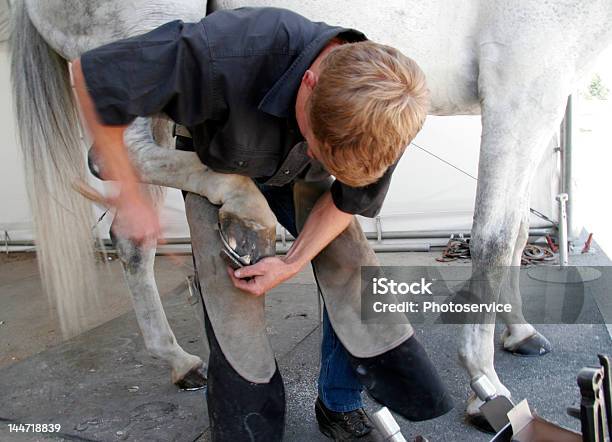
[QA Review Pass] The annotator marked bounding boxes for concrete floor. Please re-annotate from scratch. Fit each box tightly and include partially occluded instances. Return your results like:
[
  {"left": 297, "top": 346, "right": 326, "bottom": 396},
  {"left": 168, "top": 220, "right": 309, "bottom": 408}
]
[
  {"left": 0, "top": 252, "right": 195, "bottom": 369},
  {"left": 0, "top": 249, "right": 611, "bottom": 441}
]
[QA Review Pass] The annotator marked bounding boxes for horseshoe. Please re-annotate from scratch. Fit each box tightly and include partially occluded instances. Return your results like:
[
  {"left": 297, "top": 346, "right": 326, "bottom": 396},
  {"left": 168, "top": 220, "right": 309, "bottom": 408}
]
[{"left": 218, "top": 222, "right": 252, "bottom": 270}]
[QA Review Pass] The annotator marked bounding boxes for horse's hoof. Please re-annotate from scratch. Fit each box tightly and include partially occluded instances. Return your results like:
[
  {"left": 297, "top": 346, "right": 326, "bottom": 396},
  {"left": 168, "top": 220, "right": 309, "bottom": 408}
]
[
  {"left": 465, "top": 414, "right": 496, "bottom": 434},
  {"left": 504, "top": 331, "right": 551, "bottom": 357},
  {"left": 174, "top": 363, "right": 208, "bottom": 391},
  {"left": 218, "top": 211, "right": 276, "bottom": 265}
]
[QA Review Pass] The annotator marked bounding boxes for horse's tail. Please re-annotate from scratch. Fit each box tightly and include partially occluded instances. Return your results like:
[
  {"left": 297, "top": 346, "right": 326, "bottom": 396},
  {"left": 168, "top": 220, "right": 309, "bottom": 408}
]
[{"left": 11, "top": 1, "right": 101, "bottom": 337}]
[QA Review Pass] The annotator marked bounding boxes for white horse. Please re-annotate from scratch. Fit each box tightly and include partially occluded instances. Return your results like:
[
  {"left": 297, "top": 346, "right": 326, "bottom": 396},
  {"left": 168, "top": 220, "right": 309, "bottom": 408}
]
[
  {"left": 11, "top": 0, "right": 612, "bottom": 422},
  {"left": 213, "top": 0, "right": 612, "bottom": 419}
]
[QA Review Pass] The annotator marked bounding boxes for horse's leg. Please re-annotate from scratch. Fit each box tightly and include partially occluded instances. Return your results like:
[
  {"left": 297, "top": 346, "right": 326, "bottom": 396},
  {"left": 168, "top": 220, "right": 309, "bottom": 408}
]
[
  {"left": 92, "top": 118, "right": 277, "bottom": 261},
  {"left": 498, "top": 210, "right": 552, "bottom": 355},
  {"left": 460, "top": 48, "right": 569, "bottom": 417},
  {"left": 113, "top": 231, "right": 208, "bottom": 389},
  {"left": 87, "top": 118, "right": 276, "bottom": 389},
  {"left": 90, "top": 117, "right": 277, "bottom": 254},
  {"left": 103, "top": 117, "right": 275, "bottom": 388},
  {"left": 87, "top": 120, "right": 211, "bottom": 389}
]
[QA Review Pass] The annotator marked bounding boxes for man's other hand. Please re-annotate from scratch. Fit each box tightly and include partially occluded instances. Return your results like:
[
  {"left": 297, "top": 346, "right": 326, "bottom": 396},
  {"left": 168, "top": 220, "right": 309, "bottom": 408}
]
[{"left": 227, "top": 257, "right": 299, "bottom": 296}]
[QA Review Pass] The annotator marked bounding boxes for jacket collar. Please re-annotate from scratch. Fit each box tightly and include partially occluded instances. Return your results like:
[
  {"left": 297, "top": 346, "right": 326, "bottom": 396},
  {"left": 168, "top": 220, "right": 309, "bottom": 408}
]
[{"left": 258, "top": 27, "right": 366, "bottom": 118}]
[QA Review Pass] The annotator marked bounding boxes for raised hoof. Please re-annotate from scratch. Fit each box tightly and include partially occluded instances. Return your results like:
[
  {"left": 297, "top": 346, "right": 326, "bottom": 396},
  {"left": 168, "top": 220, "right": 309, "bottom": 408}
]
[
  {"left": 174, "top": 364, "right": 208, "bottom": 391},
  {"left": 465, "top": 414, "right": 496, "bottom": 434},
  {"left": 504, "top": 331, "right": 552, "bottom": 357},
  {"left": 218, "top": 211, "right": 276, "bottom": 265}
]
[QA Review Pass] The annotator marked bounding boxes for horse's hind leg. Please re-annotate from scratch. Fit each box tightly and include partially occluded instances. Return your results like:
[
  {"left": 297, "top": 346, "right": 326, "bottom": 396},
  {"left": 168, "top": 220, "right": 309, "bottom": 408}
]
[
  {"left": 113, "top": 232, "right": 208, "bottom": 390},
  {"left": 120, "top": 118, "right": 277, "bottom": 263}
]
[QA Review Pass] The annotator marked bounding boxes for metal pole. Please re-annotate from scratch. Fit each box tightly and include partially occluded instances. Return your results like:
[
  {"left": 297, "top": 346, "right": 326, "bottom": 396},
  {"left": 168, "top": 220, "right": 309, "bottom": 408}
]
[
  {"left": 375, "top": 216, "right": 383, "bottom": 242},
  {"left": 561, "top": 95, "right": 574, "bottom": 240},
  {"left": 557, "top": 193, "right": 569, "bottom": 266},
  {"left": 2, "top": 228, "right": 556, "bottom": 251}
]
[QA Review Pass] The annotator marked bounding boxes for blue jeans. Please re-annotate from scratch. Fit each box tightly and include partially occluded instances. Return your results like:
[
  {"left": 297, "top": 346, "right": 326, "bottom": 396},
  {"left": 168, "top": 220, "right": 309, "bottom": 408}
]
[{"left": 257, "top": 182, "right": 364, "bottom": 412}]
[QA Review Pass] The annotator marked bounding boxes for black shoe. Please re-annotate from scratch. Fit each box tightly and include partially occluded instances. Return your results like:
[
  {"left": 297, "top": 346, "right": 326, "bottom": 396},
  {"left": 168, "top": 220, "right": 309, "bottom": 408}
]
[{"left": 315, "top": 397, "right": 382, "bottom": 441}]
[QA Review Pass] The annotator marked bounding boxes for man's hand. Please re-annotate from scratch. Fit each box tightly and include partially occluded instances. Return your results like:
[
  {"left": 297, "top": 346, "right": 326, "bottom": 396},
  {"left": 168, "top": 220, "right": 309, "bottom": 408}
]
[
  {"left": 73, "top": 58, "right": 159, "bottom": 244},
  {"left": 112, "top": 193, "right": 161, "bottom": 244},
  {"left": 227, "top": 191, "right": 352, "bottom": 297},
  {"left": 227, "top": 257, "right": 299, "bottom": 296}
]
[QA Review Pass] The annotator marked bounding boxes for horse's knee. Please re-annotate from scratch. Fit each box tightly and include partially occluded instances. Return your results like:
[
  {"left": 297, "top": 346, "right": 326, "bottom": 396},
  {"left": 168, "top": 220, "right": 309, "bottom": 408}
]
[
  {"left": 471, "top": 215, "right": 523, "bottom": 267},
  {"left": 112, "top": 235, "right": 139, "bottom": 267},
  {"left": 471, "top": 236, "right": 510, "bottom": 267}
]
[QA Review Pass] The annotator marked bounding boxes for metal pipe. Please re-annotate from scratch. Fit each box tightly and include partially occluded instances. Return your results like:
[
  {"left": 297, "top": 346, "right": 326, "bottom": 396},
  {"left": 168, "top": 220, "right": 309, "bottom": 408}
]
[
  {"left": 556, "top": 193, "right": 569, "bottom": 266},
  {"left": 366, "top": 228, "right": 553, "bottom": 240},
  {"left": 0, "top": 227, "right": 555, "bottom": 249},
  {"left": 277, "top": 227, "right": 553, "bottom": 242},
  {"left": 277, "top": 241, "right": 431, "bottom": 254},
  {"left": 91, "top": 241, "right": 432, "bottom": 256},
  {"left": 150, "top": 235, "right": 558, "bottom": 255},
  {"left": 561, "top": 95, "right": 574, "bottom": 240}
]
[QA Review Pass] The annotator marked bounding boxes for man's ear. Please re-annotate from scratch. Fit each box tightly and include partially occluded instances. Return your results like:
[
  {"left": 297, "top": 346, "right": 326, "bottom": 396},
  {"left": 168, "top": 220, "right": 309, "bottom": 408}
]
[{"left": 302, "top": 70, "right": 318, "bottom": 90}]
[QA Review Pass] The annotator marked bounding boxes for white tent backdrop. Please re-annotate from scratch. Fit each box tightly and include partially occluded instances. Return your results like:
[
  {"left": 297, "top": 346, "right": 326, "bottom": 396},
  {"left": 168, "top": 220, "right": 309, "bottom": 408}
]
[
  {"left": 0, "top": 39, "right": 559, "bottom": 243},
  {"left": 0, "top": 42, "right": 33, "bottom": 242}
]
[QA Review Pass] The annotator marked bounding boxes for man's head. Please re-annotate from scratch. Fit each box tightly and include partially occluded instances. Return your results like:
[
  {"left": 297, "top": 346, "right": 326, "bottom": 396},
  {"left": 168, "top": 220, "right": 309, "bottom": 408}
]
[{"left": 295, "top": 40, "right": 429, "bottom": 187}]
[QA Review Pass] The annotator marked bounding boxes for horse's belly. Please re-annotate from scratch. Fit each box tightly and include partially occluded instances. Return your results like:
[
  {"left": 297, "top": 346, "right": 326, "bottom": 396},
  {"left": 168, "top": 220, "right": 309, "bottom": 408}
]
[
  {"left": 213, "top": 0, "right": 482, "bottom": 115},
  {"left": 29, "top": 0, "right": 483, "bottom": 115}
]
